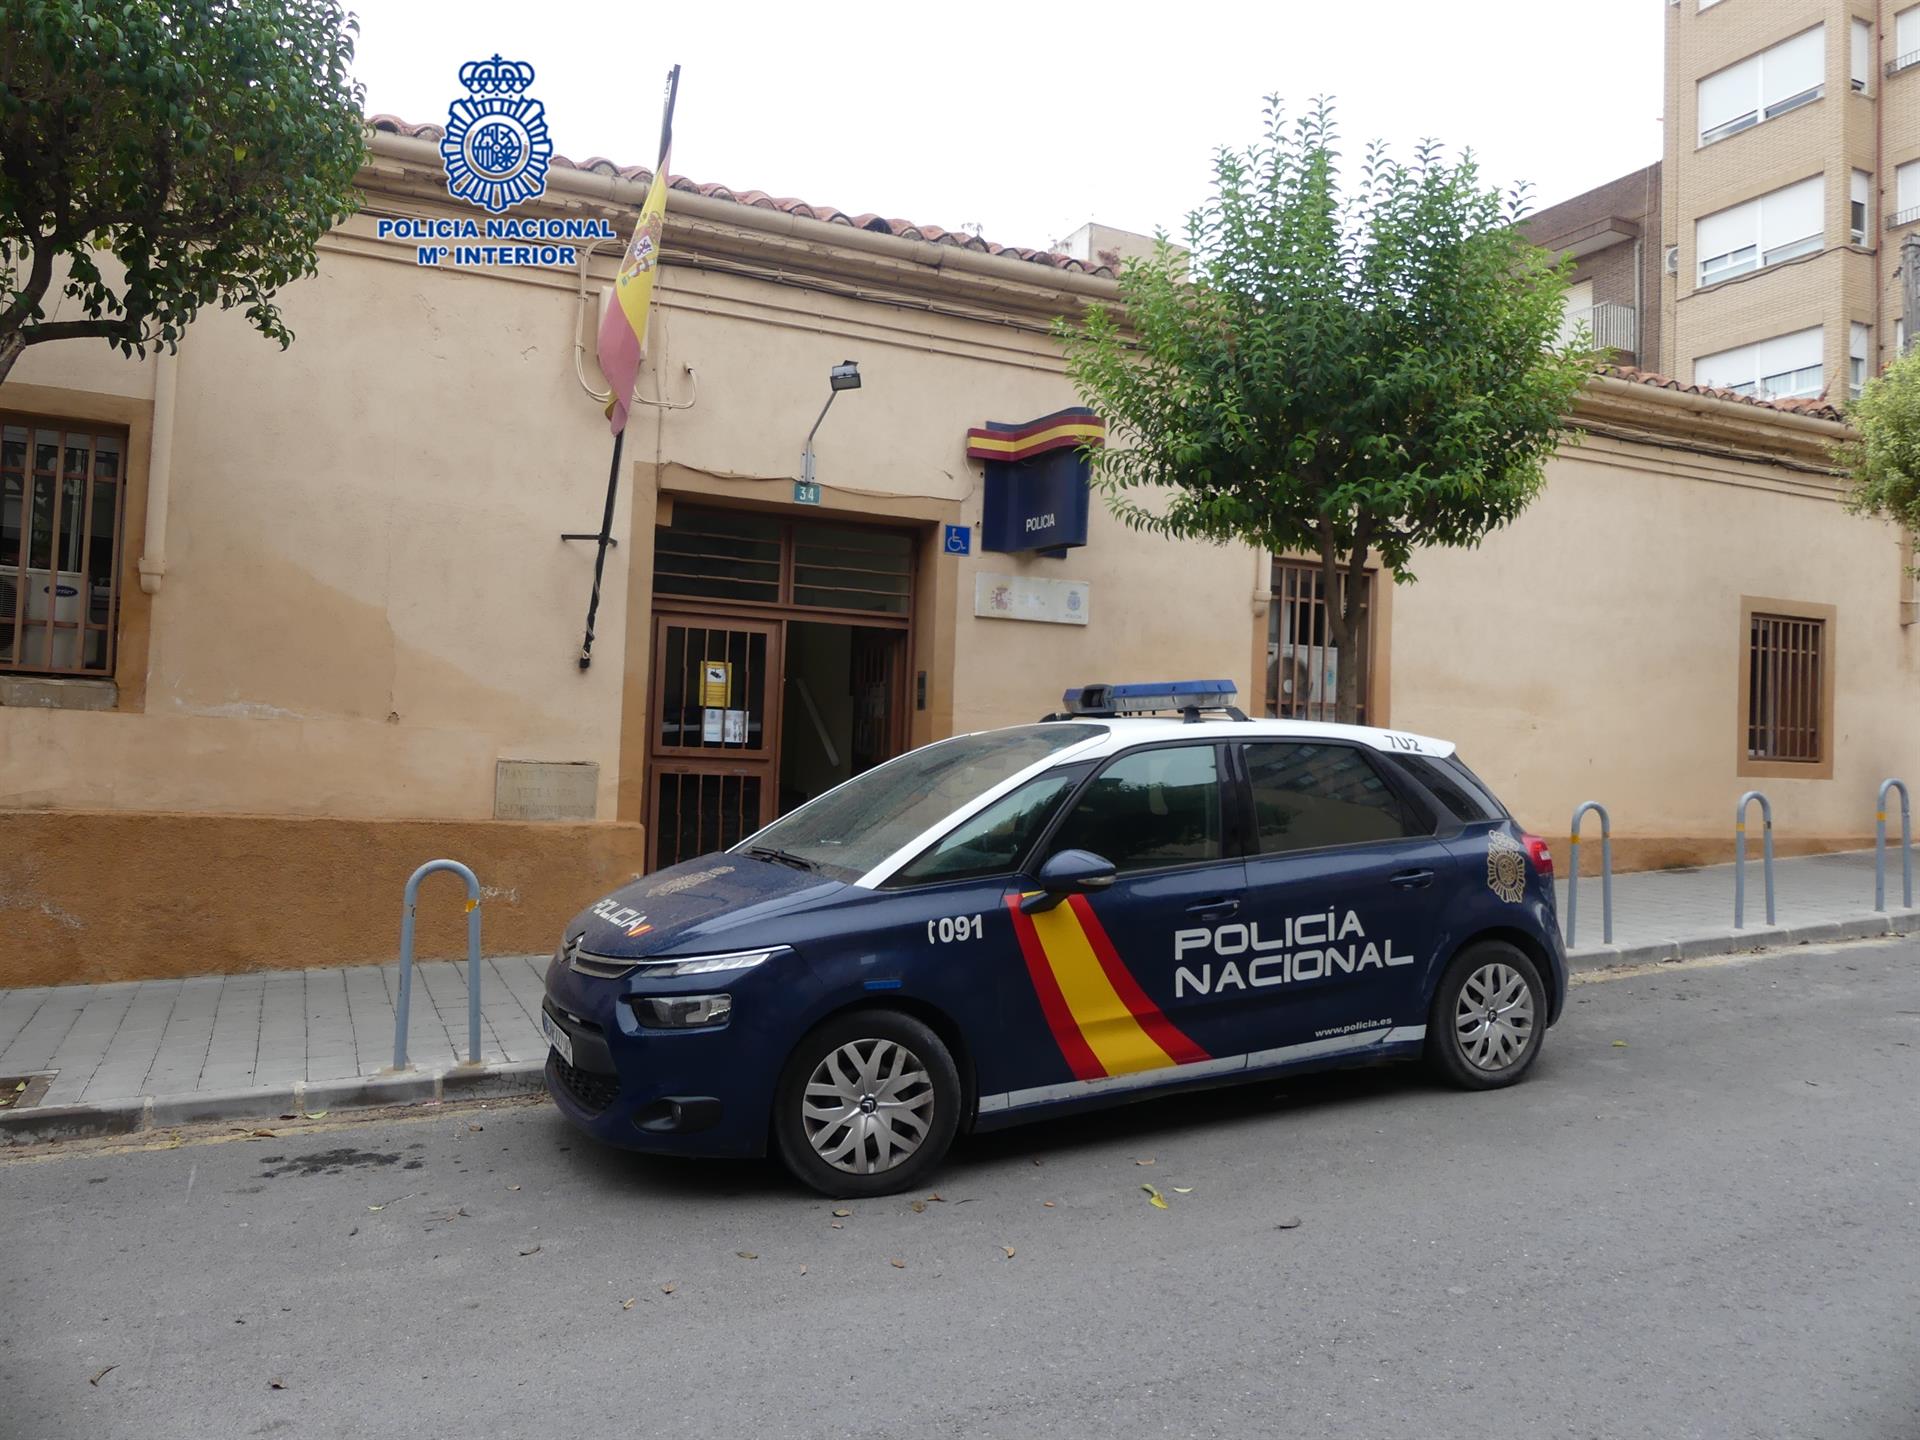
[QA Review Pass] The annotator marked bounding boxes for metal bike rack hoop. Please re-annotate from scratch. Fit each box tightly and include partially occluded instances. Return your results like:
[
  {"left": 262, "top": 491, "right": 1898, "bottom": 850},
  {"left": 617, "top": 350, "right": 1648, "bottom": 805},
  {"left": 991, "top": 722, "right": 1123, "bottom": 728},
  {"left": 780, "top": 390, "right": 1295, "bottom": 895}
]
[
  {"left": 1733, "top": 791, "right": 1774, "bottom": 930},
  {"left": 1876, "top": 778, "right": 1912, "bottom": 913},
  {"left": 1567, "top": 801, "right": 1613, "bottom": 946},
  {"left": 393, "top": 859, "right": 483, "bottom": 1071}
]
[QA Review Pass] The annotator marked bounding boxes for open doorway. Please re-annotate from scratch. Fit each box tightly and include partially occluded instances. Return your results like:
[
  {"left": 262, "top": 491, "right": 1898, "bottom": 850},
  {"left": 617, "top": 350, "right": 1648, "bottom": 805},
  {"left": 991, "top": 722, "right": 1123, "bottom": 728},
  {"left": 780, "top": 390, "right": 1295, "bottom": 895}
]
[{"left": 779, "top": 622, "right": 903, "bottom": 814}]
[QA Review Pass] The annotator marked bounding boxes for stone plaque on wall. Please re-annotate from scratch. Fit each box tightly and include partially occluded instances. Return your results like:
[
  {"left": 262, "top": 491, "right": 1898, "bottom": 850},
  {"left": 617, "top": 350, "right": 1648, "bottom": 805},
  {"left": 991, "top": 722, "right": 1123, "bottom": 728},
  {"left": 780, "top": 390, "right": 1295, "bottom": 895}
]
[{"left": 494, "top": 760, "right": 599, "bottom": 821}]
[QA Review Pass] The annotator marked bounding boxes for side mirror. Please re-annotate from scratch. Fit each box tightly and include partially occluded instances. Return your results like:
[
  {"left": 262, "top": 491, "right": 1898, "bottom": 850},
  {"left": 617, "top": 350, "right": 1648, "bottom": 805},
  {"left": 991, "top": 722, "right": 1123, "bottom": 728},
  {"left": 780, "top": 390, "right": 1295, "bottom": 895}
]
[{"left": 1019, "top": 849, "right": 1117, "bottom": 914}]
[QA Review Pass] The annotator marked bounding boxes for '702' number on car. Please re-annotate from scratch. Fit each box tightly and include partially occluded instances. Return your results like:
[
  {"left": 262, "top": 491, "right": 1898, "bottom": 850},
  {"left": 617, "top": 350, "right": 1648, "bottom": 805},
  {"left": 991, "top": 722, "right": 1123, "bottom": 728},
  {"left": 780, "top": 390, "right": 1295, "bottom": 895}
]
[{"left": 927, "top": 914, "right": 984, "bottom": 945}]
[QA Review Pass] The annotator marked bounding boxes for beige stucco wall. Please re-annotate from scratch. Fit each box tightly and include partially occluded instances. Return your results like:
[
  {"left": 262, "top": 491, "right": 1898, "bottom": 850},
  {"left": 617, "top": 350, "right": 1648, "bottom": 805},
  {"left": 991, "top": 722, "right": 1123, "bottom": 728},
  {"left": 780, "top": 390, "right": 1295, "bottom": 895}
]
[
  {"left": 1388, "top": 421, "right": 1915, "bottom": 847},
  {"left": 2, "top": 224, "right": 637, "bottom": 821}
]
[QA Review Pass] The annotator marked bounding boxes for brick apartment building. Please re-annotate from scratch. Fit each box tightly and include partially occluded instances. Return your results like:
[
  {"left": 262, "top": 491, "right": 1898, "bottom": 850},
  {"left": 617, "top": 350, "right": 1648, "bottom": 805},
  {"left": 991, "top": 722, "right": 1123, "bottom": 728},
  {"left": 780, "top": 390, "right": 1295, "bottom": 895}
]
[
  {"left": 1541, "top": 2, "right": 1920, "bottom": 404},
  {"left": 1522, "top": 163, "right": 1662, "bottom": 370}
]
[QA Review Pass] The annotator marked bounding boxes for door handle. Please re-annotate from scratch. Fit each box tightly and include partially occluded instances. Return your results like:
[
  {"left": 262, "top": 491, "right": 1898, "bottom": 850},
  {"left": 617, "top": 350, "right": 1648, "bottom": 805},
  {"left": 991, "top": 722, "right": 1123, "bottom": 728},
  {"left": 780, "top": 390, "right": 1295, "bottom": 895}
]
[
  {"left": 1390, "top": 869, "right": 1435, "bottom": 890},
  {"left": 1186, "top": 897, "right": 1240, "bottom": 920}
]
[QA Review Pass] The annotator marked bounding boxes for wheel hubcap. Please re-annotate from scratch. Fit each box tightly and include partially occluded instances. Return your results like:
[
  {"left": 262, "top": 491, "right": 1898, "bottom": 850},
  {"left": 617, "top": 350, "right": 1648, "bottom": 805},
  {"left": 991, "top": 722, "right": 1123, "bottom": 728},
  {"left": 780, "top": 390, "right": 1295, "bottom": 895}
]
[
  {"left": 802, "top": 1038, "right": 935, "bottom": 1174},
  {"left": 1454, "top": 962, "right": 1535, "bottom": 1071}
]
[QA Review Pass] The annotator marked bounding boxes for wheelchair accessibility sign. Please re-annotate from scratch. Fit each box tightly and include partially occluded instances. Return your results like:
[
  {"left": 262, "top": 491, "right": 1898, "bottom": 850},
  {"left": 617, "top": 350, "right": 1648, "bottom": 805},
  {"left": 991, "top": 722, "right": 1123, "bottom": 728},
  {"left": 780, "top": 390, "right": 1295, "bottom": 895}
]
[{"left": 943, "top": 525, "right": 971, "bottom": 556}]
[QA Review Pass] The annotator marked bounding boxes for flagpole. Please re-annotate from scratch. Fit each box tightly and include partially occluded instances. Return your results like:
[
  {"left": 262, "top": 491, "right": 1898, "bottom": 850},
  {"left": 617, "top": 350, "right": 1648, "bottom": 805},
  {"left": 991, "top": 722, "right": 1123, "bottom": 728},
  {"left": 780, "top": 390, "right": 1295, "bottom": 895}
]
[{"left": 578, "top": 63, "right": 680, "bottom": 671}]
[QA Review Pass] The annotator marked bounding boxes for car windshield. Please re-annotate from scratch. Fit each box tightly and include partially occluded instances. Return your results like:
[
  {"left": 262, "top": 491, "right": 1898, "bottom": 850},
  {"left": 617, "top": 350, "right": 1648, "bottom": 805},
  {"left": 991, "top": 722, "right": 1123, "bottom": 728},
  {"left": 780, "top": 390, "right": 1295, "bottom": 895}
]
[{"left": 738, "top": 725, "right": 1100, "bottom": 883}]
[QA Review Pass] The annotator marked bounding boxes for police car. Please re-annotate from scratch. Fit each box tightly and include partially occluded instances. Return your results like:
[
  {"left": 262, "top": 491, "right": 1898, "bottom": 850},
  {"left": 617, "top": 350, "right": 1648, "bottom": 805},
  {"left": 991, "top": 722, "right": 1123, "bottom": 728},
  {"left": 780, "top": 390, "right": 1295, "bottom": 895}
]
[{"left": 541, "top": 680, "right": 1565, "bottom": 1197}]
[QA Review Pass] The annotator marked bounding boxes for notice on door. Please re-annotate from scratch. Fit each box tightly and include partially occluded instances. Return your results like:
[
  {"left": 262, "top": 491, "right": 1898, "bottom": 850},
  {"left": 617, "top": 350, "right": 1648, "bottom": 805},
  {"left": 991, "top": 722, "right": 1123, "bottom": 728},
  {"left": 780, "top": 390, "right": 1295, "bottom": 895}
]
[
  {"left": 723, "top": 709, "right": 747, "bottom": 744},
  {"left": 700, "top": 661, "right": 732, "bottom": 707},
  {"left": 702, "top": 709, "right": 724, "bottom": 743}
]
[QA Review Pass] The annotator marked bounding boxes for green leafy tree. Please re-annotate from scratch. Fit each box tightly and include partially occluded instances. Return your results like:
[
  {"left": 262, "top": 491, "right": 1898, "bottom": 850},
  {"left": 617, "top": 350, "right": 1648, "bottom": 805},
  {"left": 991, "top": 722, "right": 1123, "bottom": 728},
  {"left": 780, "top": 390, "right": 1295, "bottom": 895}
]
[
  {"left": 0, "top": 0, "right": 366, "bottom": 385},
  {"left": 1058, "top": 98, "right": 1591, "bottom": 723},
  {"left": 1837, "top": 346, "right": 1920, "bottom": 554}
]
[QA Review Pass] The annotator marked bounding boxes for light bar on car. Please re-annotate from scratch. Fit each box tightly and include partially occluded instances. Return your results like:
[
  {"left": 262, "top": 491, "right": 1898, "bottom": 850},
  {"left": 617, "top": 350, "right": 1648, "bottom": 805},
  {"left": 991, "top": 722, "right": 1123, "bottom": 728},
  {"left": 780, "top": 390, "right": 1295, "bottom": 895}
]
[{"left": 1062, "top": 679, "right": 1239, "bottom": 716}]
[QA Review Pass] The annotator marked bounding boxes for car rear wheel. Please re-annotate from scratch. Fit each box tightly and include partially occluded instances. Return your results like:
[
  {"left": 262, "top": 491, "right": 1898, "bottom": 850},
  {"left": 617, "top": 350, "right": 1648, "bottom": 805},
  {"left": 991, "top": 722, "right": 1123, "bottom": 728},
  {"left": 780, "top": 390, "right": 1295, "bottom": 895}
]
[
  {"left": 1426, "top": 941, "right": 1546, "bottom": 1090},
  {"left": 772, "top": 1009, "right": 962, "bottom": 1198}
]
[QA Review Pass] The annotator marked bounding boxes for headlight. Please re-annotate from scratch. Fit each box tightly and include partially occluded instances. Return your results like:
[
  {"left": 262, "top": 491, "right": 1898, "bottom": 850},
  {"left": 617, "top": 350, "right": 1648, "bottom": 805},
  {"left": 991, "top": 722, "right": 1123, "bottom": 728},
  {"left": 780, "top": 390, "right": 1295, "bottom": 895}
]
[
  {"left": 634, "top": 946, "right": 789, "bottom": 978},
  {"left": 630, "top": 994, "right": 733, "bottom": 1028}
]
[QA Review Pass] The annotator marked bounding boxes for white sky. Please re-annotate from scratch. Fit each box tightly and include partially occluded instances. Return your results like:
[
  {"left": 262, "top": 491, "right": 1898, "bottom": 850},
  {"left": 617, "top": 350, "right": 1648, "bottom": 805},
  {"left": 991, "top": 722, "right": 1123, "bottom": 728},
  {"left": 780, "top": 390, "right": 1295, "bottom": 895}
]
[{"left": 348, "top": 0, "right": 1664, "bottom": 252}]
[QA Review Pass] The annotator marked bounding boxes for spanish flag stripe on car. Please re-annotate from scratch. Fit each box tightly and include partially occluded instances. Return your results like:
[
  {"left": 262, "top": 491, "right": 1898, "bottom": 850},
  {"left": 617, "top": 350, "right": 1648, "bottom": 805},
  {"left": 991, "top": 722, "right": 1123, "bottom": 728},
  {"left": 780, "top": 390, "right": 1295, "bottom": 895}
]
[
  {"left": 1004, "top": 894, "right": 1210, "bottom": 1080},
  {"left": 1067, "top": 894, "right": 1211, "bottom": 1066}
]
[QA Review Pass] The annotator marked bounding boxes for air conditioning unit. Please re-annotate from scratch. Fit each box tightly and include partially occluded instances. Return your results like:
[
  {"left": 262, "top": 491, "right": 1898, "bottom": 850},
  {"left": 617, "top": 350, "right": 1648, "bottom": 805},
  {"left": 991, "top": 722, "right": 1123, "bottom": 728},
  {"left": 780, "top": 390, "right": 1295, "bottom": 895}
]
[
  {"left": 0, "top": 566, "right": 85, "bottom": 668},
  {"left": 1665, "top": 245, "right": 1680, "bottom": 275}
]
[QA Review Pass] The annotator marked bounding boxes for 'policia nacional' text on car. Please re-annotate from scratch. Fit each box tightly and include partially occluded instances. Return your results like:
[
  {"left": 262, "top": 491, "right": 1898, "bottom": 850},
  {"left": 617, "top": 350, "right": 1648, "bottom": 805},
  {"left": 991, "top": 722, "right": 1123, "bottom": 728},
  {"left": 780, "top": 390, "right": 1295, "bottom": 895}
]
[{"left": 541, "top": 680, "right": 1566, "bottom": 1196}]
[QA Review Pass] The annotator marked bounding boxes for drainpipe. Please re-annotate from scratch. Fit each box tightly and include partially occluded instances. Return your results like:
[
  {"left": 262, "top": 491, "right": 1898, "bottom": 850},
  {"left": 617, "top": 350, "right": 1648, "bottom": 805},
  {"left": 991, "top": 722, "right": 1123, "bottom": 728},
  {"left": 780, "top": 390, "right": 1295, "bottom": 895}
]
[{"left": 137, "top": 347, "right": 177, "bottom": 595}]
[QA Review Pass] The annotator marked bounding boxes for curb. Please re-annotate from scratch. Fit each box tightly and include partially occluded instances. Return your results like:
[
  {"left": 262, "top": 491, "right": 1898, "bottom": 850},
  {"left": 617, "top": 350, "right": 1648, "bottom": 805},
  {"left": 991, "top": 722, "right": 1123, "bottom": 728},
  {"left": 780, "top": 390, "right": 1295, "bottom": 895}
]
[
  {"left": 0, "top": 1058, "right": 548, "bottom": 1148},
  {"left": 1568, "top": 909, "right": 1920, "bottom": 972}
]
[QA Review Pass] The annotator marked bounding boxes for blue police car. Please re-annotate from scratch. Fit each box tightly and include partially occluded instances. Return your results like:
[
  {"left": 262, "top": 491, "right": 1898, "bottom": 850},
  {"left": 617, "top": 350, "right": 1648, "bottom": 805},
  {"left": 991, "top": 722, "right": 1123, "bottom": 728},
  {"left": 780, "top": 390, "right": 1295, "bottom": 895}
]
[{"left": 541, "top": 680, "right": 1565, "bottom": 1197}]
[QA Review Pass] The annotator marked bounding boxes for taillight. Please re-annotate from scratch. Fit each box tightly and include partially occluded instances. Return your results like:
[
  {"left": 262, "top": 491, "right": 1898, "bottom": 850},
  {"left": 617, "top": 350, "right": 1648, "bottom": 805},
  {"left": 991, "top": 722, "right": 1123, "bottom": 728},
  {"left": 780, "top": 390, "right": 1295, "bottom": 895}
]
[{"left": 1521, "top": 832, "right": 1554, "bottom": 879}]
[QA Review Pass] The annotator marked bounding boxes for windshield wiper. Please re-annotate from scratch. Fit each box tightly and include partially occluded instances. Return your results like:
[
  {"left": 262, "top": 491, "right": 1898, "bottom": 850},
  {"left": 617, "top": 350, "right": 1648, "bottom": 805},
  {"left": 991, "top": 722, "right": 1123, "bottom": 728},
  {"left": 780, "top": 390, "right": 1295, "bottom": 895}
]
[{"left": 746, "top": 846, "right": 818, "bottom": 873}]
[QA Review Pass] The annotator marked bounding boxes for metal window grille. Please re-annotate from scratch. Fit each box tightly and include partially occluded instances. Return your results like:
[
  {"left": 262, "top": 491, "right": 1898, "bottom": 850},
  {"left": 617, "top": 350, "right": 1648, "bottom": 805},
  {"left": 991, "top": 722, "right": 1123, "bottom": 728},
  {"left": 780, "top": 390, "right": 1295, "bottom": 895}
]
[
  {"left": 0, "top": 415, "right": 127, "bottom": 678},
  {"left": 1266, "top": 561, "right": 1371, "bottom": 724},
  {"left": 654, "top": 505, "right": 912, "bottom": 617},
  {"left": 1747, "top": 613, "right": 1824, "bottom": 762}
]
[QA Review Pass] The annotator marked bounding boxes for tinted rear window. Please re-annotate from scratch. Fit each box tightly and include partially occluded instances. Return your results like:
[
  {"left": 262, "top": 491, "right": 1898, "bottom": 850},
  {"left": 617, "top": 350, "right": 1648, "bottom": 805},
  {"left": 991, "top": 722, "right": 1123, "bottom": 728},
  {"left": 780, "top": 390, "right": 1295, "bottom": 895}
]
[{"left": 1397, "top": 754, "right": 1506, "bottom": 824}]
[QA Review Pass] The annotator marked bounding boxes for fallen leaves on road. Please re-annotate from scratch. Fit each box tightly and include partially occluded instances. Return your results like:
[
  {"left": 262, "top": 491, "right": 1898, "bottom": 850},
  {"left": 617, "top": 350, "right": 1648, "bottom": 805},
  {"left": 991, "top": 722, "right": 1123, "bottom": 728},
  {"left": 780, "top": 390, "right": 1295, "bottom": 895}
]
[
  {"left": 517, "top": 1245, "right": 541, "bottom": 1257},
  {"left": 1001, "top": 1246, "right": 1016, "bottom": 1259},
  {"left": 1173, "top": 1187, "right": 1194, "bottom": 1195},
  {"left": 468, "top": 1123, "right": 484, "bottom": 1132},
  {"left": 305, "top": 1111, "right": 328, "bottom": 1120},
  {"left": 799, "top": 1264, "right": 808, "bottom": 1276},
  {"left": 909, "top": 1200, "right": 926, "bottom": 1213},
  {"left": 88, "top": 1366, "right": 116, "bottom": 1387},
  {"left": 268, "top": 1380, "right": 286, "bottom": 1391},
  {"left": 925, "top": 1193, "right": 945, "bottom": 1203},
  {"left": 1141, "top": 1184, "right": 1169, "bottom": 1210},
  {"left": 889, "top": 1258, "right": 906, "bottom": 1269},
  {"left": 830, "top": 1222, "right": 843, "bottom": 1230},
  {"left": 661, "top": 1282, "right": 678, "bottom": 1295},
  {"left": 1135, "top": 1157, "right": 1155, "bottom": 1166},
  {"left": 1612, "top": 1040, "right": 1628, "bottom": 1048},
  {"left": 832, "top": 1208, "right": 851, "bottom": 1218},
  {"left": 735, "top": 1251, "right": 758, "bottom": 1261},
  {"left": 1274, "top": 1216, "right": 1303, "bottom": 1230},
  {"left": 248, "top": 1129, "right": 275, "bottom": 1140},
  {"left": 1042, "top": 1201, "right": 1055, "bottom": 1208},
  {"left": 506, "top": 1184, "right": 521, "bottom": 1192},
  {"left": 621, "top": 1298, "right": 636, "bottom": 1311}
]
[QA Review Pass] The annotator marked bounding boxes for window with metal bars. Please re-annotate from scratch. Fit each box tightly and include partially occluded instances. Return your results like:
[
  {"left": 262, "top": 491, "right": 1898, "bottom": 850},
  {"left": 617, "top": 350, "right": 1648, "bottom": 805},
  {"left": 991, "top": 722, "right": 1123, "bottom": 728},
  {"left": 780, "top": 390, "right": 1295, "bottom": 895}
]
[
  {"left": 654, "top": 505, "right": 912, "bottom": 616},
  {"left": 1746, "top": 612, "right": 1825, "bottom": 762},
  {"left": 1, "top": 415, "right": 127, "bottom": 678},
  {"left": 1265, "top": 560, "right": 1371, "bottom": 723}
]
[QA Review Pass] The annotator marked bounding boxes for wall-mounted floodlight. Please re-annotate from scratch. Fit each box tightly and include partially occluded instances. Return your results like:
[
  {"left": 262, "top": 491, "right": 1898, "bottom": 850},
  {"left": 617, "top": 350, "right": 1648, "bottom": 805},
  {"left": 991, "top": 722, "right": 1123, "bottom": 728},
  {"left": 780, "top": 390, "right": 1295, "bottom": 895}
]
[{"left": 803, "top": 360, "right": 863, "bottom": 488}]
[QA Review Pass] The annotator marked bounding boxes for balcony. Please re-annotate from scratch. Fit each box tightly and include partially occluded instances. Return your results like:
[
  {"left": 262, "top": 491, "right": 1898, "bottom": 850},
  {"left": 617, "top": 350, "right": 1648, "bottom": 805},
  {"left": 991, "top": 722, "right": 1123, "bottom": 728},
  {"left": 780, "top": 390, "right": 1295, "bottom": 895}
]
[{"left": 1560, "top": 301, "right": 1638, "bottom": 360}]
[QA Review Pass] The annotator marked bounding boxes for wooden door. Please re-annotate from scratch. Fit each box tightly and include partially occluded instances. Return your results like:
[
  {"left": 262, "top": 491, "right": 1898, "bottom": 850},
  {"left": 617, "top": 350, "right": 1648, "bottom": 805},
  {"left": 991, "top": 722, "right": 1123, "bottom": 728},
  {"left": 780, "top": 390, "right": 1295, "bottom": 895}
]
[{"left": 649, "top": 614, "right": 782, "bottom": 870}]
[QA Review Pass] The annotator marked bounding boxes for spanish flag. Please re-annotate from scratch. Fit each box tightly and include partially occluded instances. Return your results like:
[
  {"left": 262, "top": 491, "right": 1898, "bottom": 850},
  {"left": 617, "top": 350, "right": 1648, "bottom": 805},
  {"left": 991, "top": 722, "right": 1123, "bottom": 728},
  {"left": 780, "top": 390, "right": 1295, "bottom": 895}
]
[{"left": 597, "top": 69, "right": 679, "bottom": 436}]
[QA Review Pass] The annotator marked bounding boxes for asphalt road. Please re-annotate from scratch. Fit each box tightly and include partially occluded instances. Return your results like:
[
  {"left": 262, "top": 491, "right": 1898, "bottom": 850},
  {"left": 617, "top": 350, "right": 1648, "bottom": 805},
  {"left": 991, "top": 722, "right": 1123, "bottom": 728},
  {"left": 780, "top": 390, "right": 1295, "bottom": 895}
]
[{"left": 4, "top": 939, "right": 1919, "bottom": 1440}]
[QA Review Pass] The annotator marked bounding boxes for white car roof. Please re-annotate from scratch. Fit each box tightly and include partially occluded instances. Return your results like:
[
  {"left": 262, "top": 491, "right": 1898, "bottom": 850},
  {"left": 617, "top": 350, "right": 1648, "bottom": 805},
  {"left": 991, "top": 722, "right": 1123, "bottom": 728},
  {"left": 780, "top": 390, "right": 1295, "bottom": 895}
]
[{"left": 1044, "top": 715, "right": 1457, "bottom": 759}]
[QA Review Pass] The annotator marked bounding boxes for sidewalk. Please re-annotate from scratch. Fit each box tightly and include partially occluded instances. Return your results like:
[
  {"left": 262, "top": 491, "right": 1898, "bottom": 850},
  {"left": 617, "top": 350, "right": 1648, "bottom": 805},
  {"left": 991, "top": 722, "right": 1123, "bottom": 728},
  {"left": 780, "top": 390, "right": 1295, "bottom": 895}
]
[
  {"left": 0, "top": 954, "right": 550, "bottom": 1144},
  {"left": 1553, "top": 846, "right": 1919, "bottom": 962},
  {"left": 3, "top": 848, "right": 1915, "bottom": 1145}
]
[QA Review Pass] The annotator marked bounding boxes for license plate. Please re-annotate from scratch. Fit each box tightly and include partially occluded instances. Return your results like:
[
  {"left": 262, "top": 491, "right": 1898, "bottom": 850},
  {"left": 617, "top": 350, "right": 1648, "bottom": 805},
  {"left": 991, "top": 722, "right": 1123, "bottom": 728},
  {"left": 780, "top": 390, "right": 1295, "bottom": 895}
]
[{"left": 541, "top": 1011, "right": 575, "bottom": 1067}]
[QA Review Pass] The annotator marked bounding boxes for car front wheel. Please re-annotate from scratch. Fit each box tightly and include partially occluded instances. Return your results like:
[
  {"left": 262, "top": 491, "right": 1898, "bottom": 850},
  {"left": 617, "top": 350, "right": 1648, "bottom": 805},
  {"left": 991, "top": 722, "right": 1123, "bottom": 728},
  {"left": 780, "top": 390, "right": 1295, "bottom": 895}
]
[
  {"left": 772, "top": 1009, "right": 962, "bottom": 1198},
  {"left": 1426, "top": 941, "right": 1546, "bottom": 1089}
]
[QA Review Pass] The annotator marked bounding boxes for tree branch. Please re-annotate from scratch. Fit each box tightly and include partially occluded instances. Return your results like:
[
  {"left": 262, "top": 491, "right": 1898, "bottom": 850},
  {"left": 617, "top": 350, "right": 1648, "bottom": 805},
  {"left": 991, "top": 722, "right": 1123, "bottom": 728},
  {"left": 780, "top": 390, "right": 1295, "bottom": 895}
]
[{"left": 20, "top": 315, "right": 147, "bottom": 348}]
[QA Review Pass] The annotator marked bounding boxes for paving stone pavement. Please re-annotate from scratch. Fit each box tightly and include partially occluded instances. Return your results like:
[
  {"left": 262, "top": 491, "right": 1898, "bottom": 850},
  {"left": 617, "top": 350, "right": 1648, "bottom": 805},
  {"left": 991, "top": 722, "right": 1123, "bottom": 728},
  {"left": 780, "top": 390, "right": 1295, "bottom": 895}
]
[
  {"left": 1555, "top": 845, "right": 1916, "bottom": 954},
  {"left": 1, "top": 847, "right": 1914, "bottom": 1118},
  {"left": 0, "top": 955, "right": 549, "bottom": 1110}
]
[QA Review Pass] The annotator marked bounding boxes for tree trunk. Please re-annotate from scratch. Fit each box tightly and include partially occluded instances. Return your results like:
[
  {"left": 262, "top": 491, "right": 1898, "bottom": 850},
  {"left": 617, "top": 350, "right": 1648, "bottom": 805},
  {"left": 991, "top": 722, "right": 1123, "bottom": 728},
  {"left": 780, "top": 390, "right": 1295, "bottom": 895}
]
[{"left": 1318, "top": 529, "right": 1372, "bottom": 727}]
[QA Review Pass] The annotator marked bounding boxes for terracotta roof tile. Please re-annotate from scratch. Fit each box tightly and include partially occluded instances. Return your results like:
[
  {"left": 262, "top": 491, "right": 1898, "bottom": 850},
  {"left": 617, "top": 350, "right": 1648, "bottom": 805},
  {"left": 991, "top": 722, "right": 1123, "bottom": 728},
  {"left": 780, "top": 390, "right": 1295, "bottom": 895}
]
[
  {"left": 366, "top": 115, "right": 1114, "bottom": 278},
  {"left": 1600, "top": 364, "right": 1847, "bottom": 424}
]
